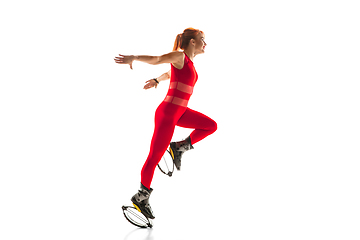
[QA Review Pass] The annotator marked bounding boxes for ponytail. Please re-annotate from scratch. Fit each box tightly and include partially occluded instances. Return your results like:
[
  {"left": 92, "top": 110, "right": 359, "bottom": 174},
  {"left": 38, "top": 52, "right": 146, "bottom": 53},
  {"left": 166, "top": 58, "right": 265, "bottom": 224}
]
[
  {"left": 173, "top": 28, "right": 203, "bottom": 51},
  {"left": 173, "top": 33, "right": 183, "bottom": 51}
]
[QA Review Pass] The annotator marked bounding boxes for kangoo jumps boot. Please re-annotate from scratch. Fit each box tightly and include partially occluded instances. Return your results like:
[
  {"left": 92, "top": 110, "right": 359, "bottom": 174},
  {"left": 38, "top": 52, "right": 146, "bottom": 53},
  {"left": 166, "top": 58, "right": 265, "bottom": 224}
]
[
  {"left": 169, "top": 136, "right": 194, "bottom": 171},
  {"left": 131, "top": 183, "right": 155, "bottom": 219}
]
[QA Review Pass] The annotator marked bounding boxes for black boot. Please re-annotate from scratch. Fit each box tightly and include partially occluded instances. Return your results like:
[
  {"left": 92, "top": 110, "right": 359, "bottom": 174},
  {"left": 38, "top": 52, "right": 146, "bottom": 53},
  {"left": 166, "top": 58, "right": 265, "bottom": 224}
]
[
  {"left": 169, "top": 136, "right": 194, "bottom": 171},
  {"left": 131, "top": 183, "right": 155, "bottom": 219}
]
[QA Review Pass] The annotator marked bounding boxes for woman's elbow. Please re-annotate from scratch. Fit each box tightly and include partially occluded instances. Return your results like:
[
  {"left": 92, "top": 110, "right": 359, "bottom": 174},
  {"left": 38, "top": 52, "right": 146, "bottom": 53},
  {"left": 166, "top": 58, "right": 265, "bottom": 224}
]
[{"left": 151, "top": 56, "right": 161, "bottom": 65}]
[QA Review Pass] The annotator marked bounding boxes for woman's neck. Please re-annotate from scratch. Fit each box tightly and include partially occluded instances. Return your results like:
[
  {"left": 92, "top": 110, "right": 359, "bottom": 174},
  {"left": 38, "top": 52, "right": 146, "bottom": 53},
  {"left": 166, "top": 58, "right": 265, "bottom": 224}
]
[{"left": 184, "top": 49, "right": 196, "bottom": 62}]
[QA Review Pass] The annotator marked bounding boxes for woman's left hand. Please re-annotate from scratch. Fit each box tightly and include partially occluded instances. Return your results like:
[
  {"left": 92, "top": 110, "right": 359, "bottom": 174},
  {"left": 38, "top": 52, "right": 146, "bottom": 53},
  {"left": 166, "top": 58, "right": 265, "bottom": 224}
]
[
  {"left": 114, "top": 54, "right": 135, "bottom": 69},
  {"left": 143, "top": 79, "right": 158, "bottom": 90}
]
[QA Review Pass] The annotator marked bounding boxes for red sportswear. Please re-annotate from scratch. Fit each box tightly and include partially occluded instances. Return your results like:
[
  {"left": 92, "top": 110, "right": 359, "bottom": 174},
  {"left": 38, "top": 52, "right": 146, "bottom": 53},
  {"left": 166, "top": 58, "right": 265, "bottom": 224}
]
[{"left": 141, "top": 52, "right": 217, "bottom": 189}]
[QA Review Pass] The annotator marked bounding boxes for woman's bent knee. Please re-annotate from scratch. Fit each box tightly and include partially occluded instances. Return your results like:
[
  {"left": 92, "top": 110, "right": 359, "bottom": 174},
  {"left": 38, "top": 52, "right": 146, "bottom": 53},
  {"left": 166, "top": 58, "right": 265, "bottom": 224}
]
[{"left": 209, "top": 119, "right": 217, "bottom": 133}]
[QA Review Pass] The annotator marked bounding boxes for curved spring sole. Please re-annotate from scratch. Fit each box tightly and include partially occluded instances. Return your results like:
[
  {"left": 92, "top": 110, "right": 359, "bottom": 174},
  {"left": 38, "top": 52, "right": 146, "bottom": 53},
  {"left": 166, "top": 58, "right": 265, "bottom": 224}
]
[{"left": 122, "top": 205, "right": 153, "bottom": 228}]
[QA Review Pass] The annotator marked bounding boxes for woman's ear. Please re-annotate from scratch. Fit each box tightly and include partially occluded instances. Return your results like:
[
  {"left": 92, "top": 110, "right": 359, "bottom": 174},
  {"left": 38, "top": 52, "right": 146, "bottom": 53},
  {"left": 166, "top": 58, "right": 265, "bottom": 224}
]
[{"left": 190, "top": 38, "right": 196, "bottom": 46}]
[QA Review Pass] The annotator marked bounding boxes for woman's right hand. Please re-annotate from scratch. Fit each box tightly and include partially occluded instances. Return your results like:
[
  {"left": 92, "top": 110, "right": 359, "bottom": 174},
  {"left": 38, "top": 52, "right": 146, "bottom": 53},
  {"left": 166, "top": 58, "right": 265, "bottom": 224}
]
[{"left": 143, "top": 79, "right": 158, "bottom": 90}]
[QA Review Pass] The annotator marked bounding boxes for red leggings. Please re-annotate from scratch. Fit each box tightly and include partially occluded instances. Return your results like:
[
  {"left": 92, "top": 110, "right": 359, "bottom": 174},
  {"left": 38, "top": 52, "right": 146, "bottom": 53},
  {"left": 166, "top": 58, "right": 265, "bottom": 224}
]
[{"left": 141, "top": 101, "right": 217, "bottom": 189}]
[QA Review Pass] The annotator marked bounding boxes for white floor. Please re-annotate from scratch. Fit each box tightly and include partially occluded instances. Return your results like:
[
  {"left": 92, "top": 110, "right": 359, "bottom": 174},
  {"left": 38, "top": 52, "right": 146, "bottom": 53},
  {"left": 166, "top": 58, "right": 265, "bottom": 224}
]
[{"left": 2, "top": 145, "right": 359, "bottom": 240}]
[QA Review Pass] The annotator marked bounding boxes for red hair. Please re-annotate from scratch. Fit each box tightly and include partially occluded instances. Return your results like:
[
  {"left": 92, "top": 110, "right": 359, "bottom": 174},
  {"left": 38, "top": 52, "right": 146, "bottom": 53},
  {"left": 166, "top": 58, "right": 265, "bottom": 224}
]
[{"left": 173, "top": 28, "right": 203, "bottom": 51}]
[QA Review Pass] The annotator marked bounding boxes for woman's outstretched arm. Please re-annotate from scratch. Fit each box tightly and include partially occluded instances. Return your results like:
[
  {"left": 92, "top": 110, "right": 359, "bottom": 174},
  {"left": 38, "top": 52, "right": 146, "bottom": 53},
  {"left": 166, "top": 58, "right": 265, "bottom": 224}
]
[
  {"left": 144, "top": 70, "right": 171, "bottom": 90},
  {"left": 114, "top": 52, "right": 183, "bottom": 69}
]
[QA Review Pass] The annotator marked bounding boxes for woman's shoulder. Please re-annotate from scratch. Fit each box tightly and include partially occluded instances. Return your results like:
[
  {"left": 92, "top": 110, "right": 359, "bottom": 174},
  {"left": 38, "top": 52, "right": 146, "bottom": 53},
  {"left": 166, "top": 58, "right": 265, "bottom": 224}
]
[
  {"left": 169, "top": 51, "right": 185, "bottom": 69},
  {"left": 162, "top": 51, "right": 184, "bottom": 62},
  {"left": 170, "top": 51, "right": 185, "bottom": 58}
]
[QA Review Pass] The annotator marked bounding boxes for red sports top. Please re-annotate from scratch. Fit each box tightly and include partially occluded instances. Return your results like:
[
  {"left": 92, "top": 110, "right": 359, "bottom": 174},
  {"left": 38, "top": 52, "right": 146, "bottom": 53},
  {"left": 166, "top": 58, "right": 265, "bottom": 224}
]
[{"left": 164, "top": 52, "right": 198, "bottom": 107}]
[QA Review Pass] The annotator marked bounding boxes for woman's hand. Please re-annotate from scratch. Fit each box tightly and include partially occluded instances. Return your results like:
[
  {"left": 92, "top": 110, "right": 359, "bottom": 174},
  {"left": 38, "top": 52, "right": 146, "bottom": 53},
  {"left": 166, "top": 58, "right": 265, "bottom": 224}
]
[
  {"left": 114, "top": 54, "right": 135, "bottom": 69},
  {"left": 143, "top": 79, "right": 158, "bottom": 90}
]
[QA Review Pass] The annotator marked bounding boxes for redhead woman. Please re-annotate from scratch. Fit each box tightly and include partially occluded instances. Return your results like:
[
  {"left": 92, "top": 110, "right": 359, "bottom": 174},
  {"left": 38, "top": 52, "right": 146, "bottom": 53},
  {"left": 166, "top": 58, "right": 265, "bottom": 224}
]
[{"left": 114, "top": 28, "right": 217, "bottom": 219}]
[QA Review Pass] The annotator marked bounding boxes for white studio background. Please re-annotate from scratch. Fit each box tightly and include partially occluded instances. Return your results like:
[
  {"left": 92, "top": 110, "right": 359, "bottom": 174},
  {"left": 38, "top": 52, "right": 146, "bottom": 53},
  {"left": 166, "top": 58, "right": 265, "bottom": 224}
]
[{"left": 0, "top": 0, "right": 359, "bottom": 239}]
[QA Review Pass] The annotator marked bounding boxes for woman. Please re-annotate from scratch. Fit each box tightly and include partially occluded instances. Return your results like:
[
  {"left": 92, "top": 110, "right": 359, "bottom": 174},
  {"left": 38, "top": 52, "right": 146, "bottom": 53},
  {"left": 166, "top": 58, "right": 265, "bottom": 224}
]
[{"left": 114, "top": 28, "right": 217, "bottom": 219}]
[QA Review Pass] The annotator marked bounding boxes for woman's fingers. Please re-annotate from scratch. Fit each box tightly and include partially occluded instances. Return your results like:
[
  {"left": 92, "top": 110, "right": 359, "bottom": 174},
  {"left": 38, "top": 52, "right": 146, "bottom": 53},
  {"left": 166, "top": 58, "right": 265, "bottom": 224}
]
[
  {"left": 144, "top": 80, "right": 157, "bottom": 90},
  {"left": 114, "top": 55, "right": 133, "bottom": 69},
  {"left": 114, "top": 57, "right": 123, "bottom": 63},
  {"left": 114, "top": 55, "right": 127, "bottom": 63}
]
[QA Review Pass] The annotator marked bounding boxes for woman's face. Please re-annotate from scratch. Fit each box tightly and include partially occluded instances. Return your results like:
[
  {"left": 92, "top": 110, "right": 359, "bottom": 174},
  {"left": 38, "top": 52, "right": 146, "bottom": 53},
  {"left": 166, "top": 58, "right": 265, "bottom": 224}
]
[{"left": 194, "top": 33, "right": 207, "bottom": 54}]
